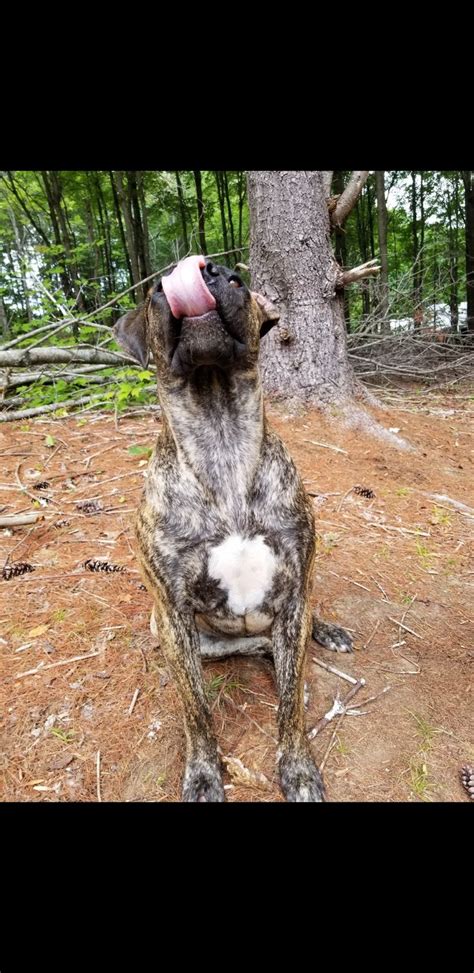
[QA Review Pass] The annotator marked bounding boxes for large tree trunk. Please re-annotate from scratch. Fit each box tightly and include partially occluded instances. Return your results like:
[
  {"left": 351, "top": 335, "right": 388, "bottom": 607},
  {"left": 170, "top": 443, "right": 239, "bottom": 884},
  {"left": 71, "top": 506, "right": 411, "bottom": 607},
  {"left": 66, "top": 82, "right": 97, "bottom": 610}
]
[
  {"left": 247, "top": 171, "right": 356, "bottom": 405},
  {"left": 375, "top": 171, "right": 390, "bottom": 333},
  {"left": 462, "top": 171, "right": 474, "bottom": 334}
]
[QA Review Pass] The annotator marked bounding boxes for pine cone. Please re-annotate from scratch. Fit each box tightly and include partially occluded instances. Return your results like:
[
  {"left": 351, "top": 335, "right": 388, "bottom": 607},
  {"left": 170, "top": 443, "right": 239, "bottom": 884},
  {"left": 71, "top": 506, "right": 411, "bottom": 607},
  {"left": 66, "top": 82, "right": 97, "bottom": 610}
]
[
  {"left": 460, "top": 765, "right": 474, "bottom": 800},
  {"left": 76, "top": 499, "right": 103, "bottom": 516},
  {"left": 84, "top": 559, "right": 126, "bottom": 573},
  {"left": 2, "top": 562, "right": 35, "bottom": 581},
  {"left": 353, "top": 485, "right": 375, "bottom": 499}
]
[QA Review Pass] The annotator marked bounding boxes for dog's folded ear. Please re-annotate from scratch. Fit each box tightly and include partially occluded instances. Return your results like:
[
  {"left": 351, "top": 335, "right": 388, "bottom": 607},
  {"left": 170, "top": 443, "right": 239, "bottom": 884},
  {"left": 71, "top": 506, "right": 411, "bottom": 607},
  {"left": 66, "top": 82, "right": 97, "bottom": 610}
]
[
  {"left": 113, "top": 306, "right": 149, "bottom": 368},
  {"left": 251, "top": 292, "right": 280, "bottom": 338}
]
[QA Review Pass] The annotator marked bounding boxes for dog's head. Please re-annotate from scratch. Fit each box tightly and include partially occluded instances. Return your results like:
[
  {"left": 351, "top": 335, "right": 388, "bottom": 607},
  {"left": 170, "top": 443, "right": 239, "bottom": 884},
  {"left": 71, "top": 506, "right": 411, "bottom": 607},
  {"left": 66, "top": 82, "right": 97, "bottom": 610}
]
[{"left": 113, "top": 260, "right": 279, "bottom": 382}]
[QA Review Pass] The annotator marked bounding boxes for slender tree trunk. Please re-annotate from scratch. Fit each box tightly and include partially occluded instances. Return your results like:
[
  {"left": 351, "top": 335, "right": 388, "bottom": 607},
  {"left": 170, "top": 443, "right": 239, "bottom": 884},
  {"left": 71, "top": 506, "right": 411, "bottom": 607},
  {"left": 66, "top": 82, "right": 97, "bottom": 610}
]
[
  {"left": 355, "top": 196, "right": 370, "bottom": 318},
  {"left": 136, "top": 171, "right": 151, "bottom": 280},
  {"left": 366, "top": 176, "right": 376, "bottom": 260},
  {"left": 94, "top": 172, "right": 114, "bottom": 292},
  {"left": 411, "top": 171, "right": 422, "bottom": 330},
  {"left": 193, "top": 170, "right": 208, "bottom": 254},
  {"left": 0, "top": 297, "right": 10, "bottom": 340},
  {"left": 223, "top": 171, "right": 235, "bottom": 251},
  {"left": 462, "top": 171, "right": 474, "bottom": 334},
  {"left": 214, "top": 171, "right": 228, "bottom": 252},
  {"left": 332, "top": 171, "right": 350, "bottom": 330},
  {"left": 448, "top": 179, "right": 458, "bottom": 332},
  {"left": 8, "top": 209, "right": 33, "bottom": 322},
  {"left": 49, "top": 172, "right": 82, "bottom": 307},
  {"left": 109, "top": 171, "right": 133, "bottom": 286},
  {"left": 40, "top": 170, "right": 74, "bottom": 302},
  {"left": 237, "top": 170, "right": 245, "bottom": 261},
  {"left": 247, "top": 171, "right": 356, "bottom": 405},
  {"left": 175, "top": 171, "right": 189, "bottom": 255},
  {"left": 114, "top": 171, "right": 140, "bottom": 291},
  {"left": 2, "top": 172, "right": 51, "bottom": 247},
  {"left": 375, "top": 171, "right": 390, "bottom": 334},
  {"left": 128, "top": 171, "right": 149, "bottom": 297}
]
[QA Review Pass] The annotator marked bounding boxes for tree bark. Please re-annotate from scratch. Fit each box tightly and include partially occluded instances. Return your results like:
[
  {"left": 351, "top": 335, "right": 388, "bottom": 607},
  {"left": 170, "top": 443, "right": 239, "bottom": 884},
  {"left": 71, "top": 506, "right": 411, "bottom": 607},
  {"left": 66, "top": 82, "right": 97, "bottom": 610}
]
[
  {"left": 462, "top": 171, "right": 474, "bottom": 334},
  {"left": 375, "top": 171, "right": 390, "bottom": 333},
  {"left": 109, "top": 171, "right": 133, "bottom": 286},
  {"left": 114, "top": 171, "right": 140, "bottom": 290},
  {"left": 411, "top": 171, "right": 422, "bottom": 329},
  {"left": 8, "top": 208, "right": 33, "bottom": 323},
  {"left": 40, "top": 170, "right": 75, "bottom": 303},
  {"left": 193, "top": 170, "right": 208, "bottom": 254},
  {"left": 0, "top": 298, "right": 10, "bottom": 340},
  {"left": 332, "top": 171, "right": 350, "bottom": 330},
  {"left": 247, "top": 170, "right": 356, "bottom": 405},
  {"left": 214, "top": 172, "right": 229, "bottom": 252},
  {"left": 223, "top": 171, "right": 235, "bottom": 252},
  {"left": 175, "top": 171, "right": 189, "bottom": 255},
  {"left": 448, "top": 175, "right": 458, "bottom": 332},
  {"left": 332, "top": 171, "right": 369, "bottom": 227}
]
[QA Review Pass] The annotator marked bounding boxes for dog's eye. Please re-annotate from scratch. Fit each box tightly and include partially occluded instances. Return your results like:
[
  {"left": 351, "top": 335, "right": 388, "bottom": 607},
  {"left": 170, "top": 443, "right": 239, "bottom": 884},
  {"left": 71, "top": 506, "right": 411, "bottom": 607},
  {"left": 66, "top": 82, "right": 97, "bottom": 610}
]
[{"left": 228, "top": 275, "right": 242, "bottom": 288}]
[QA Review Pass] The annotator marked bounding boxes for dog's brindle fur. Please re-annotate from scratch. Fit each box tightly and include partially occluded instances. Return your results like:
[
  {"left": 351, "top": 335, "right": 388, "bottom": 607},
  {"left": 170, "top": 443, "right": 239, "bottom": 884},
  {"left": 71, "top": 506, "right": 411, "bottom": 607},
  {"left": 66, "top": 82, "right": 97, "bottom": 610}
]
[{"left": 114, "top": 261, "right": 353, "bottom": 802}]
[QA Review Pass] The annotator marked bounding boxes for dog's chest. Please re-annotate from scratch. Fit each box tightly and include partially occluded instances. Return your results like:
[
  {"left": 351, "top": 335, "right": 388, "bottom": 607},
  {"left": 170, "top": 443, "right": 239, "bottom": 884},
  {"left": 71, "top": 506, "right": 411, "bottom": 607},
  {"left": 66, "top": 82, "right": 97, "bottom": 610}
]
[{"left": 207, "top": 533, "right": 277, "bottom": 616}]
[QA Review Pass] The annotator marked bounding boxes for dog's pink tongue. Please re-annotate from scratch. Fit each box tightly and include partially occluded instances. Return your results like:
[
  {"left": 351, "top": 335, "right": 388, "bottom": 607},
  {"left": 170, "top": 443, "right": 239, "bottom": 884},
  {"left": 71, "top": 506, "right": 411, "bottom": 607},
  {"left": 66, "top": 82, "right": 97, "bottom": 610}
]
[{"left": 162, "top": 255, "right": 216, "bottom": 319}]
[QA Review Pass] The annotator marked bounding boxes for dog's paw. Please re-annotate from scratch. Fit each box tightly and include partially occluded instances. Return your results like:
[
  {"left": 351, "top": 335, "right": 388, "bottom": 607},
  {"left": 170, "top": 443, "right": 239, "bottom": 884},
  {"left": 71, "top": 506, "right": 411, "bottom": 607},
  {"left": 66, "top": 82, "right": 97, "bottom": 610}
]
[
  {"left": 312, "top": 617, "right": 353, "bottom": 654},
  {"left": 182, "top": 758, "right": 225, "bottom": 802},
  {"left": 279, "top": 751, "right": 326, "bottom": 803}
]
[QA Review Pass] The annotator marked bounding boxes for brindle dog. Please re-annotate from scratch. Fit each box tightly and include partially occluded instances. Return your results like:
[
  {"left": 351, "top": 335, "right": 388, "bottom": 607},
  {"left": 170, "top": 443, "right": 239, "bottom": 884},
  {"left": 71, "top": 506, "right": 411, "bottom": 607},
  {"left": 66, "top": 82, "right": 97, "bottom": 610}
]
[{"left": 114, "top": 261, "right": 353, "bottom": 802}]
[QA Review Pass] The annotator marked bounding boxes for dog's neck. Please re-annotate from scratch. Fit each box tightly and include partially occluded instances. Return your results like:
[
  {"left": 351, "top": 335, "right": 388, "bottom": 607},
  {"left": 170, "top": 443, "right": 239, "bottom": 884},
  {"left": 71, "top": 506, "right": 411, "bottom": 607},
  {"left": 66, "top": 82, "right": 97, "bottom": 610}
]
[{"left": 158, "top": 366, "right": 265, "bottom": 499}]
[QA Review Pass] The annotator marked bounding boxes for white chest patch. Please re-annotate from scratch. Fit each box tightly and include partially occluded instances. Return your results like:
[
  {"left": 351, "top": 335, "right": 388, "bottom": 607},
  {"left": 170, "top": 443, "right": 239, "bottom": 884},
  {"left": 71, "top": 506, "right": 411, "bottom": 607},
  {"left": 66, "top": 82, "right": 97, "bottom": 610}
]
[{"left": 208, "top": 534, "right": 277, "bottom": 616}]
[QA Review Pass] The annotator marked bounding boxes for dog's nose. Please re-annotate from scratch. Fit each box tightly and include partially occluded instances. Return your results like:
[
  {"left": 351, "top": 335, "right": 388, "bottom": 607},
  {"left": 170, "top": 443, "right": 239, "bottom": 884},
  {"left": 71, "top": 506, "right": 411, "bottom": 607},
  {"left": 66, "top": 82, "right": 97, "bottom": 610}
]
[{"left": 201, "top": 261, "right": 220, "bottom": 284}]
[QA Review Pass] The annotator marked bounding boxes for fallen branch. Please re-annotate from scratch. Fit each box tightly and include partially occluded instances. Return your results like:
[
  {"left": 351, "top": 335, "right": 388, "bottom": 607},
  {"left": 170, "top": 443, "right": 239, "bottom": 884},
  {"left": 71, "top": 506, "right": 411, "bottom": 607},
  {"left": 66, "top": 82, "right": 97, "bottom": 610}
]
[
  {"left": 1, "top": 364, "right": 115, "bottom": 388},
  {"left": 388, "top": 617, "right": 424, "bottom": 640},
  {"left": 428, "top": 493, "right": 474, "bottom": 517},
  {"left": 365, "top": 523, "right": 430, "bottom": 537},
  {"left": 312, "top": 658, "right": 358, "bottom": 684},
  {"left": 15, "top": 649, "right": 101, "bottom": 679},
  {"left": 0, "top": 512, "right": 42, "bottom": 527},
  {"left": 0, "top": 394, "right": 106, "bottom": 422},
  {"left": 304, "top": 439, "right": 348, "bottom": 455},
  {"left": 0, "top": 347, "right": 134, "bottom": 369}
]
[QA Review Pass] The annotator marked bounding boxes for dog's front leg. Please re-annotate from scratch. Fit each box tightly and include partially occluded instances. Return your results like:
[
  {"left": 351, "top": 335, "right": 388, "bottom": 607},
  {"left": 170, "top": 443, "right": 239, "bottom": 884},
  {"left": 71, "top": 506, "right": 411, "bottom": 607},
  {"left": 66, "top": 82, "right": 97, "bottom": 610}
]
[
  {"left": 154, "top": 597, "right": 224, "bottom": 802},
  {"left": 273, "top": 595, "right": 326, "bottom": 802}
]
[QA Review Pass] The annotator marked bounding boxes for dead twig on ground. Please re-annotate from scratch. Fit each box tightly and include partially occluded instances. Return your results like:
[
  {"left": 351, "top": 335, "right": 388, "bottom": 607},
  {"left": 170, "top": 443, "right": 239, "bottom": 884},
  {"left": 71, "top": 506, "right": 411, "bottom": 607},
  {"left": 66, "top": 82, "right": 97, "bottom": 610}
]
[
  {"left": 15, "top": 650, "right": 101, "bottom": 679},
  {"left": 308, "top": 679, "right": 365, "bottom": 740},
  {"left": 96, "top": 750, "right": 102, "bottom": 803},
  {"left": 0, "top": 512, "right": 42, "bottom": 528},
  {"left": 312, "top": 658, "right": 358, "bottom": 685}
]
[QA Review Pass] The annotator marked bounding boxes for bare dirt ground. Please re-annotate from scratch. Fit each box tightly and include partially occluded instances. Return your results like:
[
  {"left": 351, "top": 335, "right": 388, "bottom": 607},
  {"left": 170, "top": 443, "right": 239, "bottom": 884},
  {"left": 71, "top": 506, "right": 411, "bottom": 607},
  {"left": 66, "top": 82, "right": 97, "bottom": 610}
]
[{"left": 1, "top": 386, "right": 473, "bottom": 803}]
